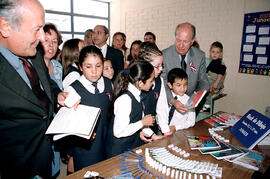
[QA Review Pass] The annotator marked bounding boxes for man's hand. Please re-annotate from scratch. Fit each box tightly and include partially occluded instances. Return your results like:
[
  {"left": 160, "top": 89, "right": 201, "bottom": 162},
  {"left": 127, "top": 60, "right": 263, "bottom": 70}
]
[
  {"left": 57, "top": 92, "right": 68, "bottom": 106},
  {"left": 139, "top": 131, "right": 153, "bottom": 143},
  {"left": 170, "top": 99, "right": 187, "bottom": 114},
  {"left": 57, "top": 92, "right": 81, "bottom": 110}
]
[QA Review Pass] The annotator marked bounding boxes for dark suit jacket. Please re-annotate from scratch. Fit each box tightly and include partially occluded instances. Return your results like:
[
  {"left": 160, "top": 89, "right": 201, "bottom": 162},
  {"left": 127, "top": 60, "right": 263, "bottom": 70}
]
[
  {"left": 0, "top": 49, "right": 61, "bottom": 178},
  {"left": 106, "top": 45, "right": 124, "bottom": 80},
  {"left": 162, "top": 45, "right": 209, "bottom": 102}
]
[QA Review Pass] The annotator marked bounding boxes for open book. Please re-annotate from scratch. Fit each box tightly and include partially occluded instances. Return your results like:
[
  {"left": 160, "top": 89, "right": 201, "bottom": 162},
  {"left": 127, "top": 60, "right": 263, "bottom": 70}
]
[
  {"left": 46, "top": 104, "right": 101, "bottom": 141},
  {"left": 185, "top": 90, "right": 207, "bottom": 109}
]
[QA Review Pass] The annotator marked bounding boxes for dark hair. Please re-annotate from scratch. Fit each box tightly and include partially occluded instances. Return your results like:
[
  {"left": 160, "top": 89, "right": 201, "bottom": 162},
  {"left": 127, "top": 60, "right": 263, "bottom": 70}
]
[
  {"left": 113, "top": 60, "right": 154, "bottom": 100},
  {"left": 175, "top": 22, "right": 196, "bottom": 40},
  {"left": 62, "top": 38, "right": 84, "bottom": 77},
  {"left": 144, "top": 32, "right": 156, "bottom": 41},
  {"left": 167, "top": 68, "right": 188, "bottom": 84},
  {"left": 43, "top": 23, "right": 63, "bottom": 45},
  {"left": 192, "top": 40, "right": 200, "bottom": 49},
  {"left": 210, "top": 41, "right": 223, "bottom": 52},
  {"left": 112, "top": 32, "right": 128, "bottom": 51},
  {"left": 127, "top": 40, "right": 142, "bottom": 61},
  {"left": 137, "top": 42, "right": 162, "bottom": 62},
  {"left": 78, "top": 45, "right": 104, "bottom": 67}
]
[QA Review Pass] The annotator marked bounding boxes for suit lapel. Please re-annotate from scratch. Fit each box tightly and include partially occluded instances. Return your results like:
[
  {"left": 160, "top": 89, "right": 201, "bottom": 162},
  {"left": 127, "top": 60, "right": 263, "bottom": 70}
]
[
  {"left": 0, "top": 55, "right": 43, "bottom": 109},
  {"left": 172, "top": 45, "right": 181, "bottom": 67}
]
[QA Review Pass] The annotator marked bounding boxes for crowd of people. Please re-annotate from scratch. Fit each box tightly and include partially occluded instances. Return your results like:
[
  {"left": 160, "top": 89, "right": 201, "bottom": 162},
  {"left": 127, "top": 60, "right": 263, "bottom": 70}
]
[{"left": 0, "top": 0, "right": 227, "bottom": 178}]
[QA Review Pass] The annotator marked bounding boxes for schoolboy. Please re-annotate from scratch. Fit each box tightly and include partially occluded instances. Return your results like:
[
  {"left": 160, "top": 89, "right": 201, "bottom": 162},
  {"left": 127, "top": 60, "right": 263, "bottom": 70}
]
[{"left": 167, "top": 68, "right": 196, "bottom": 132}]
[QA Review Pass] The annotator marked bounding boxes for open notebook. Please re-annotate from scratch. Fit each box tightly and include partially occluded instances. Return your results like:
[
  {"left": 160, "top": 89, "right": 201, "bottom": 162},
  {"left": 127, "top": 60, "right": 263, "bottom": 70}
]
[{"left": 46, "top": 104, "right": 100, "bottom": 140}]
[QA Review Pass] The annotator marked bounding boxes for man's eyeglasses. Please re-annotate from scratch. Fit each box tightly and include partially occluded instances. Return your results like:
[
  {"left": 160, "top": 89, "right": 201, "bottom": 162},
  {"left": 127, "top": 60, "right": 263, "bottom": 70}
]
[{"left": 93, "top": 31, "right": 106, "bottom": 35}]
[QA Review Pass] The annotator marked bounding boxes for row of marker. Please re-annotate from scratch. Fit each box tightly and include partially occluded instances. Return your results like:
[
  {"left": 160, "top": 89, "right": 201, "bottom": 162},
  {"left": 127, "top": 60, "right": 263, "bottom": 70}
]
[
  {"left": 208, "top": 127, "right": 230, "bottom": 143},
  {"left": 119, "top": 149, "right": 154, "bottom": 178},
  {"left": 145, "top": 147, "right": 222, "bottom": 178}
]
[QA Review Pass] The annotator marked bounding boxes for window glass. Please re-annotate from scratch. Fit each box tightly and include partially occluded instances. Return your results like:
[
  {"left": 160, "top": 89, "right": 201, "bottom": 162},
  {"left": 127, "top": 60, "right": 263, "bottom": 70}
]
[
  {"left": 45, "top": 13, "right": 71, "bottom": 32},
  {"left": 73, "top": 16, "right": 108, "bottom": 33},
  {"left": 59, "top": 34, "right": 73, "bottom": 49},
  {"left": 73, "top": 34, "right": 84, "bottom": 40},
  {"left": 74, "top": 0, "right": 108, "bottom": 18},
  {"left": 40, "top": 0, "right": 70, "bottom": 12}
]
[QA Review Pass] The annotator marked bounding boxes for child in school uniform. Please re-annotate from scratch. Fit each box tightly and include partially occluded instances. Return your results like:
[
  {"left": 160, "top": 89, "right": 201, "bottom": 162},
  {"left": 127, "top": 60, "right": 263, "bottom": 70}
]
[
  {"left": 65, "top": 45, "right": 113, "bottom": 171},
  {"left": 137, "top": 42, "right": 171, "bottom": 142},
  {"left": 106, "top": 60, "right": 155, "bottom": 158},
  {"left": 167, "top": 68, "right": 196, "bottom": 132},
  {"left": 103, "top": 59, "right": 114, "bottom": 80}
]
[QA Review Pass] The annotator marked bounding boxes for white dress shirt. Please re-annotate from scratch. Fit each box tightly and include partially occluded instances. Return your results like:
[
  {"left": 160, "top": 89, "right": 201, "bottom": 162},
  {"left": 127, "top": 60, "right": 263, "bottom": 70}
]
[
  {"left": 113, "top": 83, "right": 143, "bottom": 138},
  {"left": 63, "top": 63, "right": 81, "bottom": 91},
  {"left": 96, "top": 44, "right": 108, "bottom": 58},
  {"left": 142, "top": 77, "right": 170, "bottom": 136},
  {"left": 65, "top": 75, "right": 105, "bottom": 95},
  {"left": 169, "top": 92, "right": 196, "bottom": 131}
]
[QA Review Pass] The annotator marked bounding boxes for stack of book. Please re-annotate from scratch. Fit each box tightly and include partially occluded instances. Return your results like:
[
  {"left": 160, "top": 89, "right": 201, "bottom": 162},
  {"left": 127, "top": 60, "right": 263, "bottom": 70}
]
[
  {"left": 186, "top": 135, "right": 264, "bottom": 171},
  {"left": 204, "top": 111, "right": 241, "bottom": 127}
]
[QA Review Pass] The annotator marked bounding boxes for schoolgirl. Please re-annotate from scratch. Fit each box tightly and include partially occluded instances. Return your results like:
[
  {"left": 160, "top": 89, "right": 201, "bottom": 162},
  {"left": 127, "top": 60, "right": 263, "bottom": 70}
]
[
  {"left": 65, "top": 45, "right": 112, "bottom": 171},
  {"left": 137, "top": 42, "right": 171, "bottom": 142},
  {"left": 106, "top": 60, "right": 155, "bottom": 158}
]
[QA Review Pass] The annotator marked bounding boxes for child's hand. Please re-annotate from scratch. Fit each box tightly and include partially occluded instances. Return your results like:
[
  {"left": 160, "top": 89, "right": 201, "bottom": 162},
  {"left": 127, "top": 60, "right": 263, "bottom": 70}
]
[
  {"left": 141, "top": 114, "right": 155, "bottom": 126},
  {"left": 210, "top": 83, "right": 218, "bottom": 93},
  {"left": 152, "top": 134, "right": 164, "bottom": 141},
  {"left": 90, "top": 132, "right": 96, "bottom": 141},
  {"left": 164, "top": 126, "right": 176, "bottom": 136},
  {"left": 139, "top": 131, "right": 153, "bottom": 143},
  {"left": 169, "top": 125, "right": 176, "bottom": 133}
]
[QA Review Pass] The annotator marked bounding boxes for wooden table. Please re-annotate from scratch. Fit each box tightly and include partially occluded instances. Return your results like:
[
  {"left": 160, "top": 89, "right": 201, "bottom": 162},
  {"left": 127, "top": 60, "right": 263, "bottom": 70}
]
[{"left": 63, "top": 115, "right": 270, "bottom": 179}]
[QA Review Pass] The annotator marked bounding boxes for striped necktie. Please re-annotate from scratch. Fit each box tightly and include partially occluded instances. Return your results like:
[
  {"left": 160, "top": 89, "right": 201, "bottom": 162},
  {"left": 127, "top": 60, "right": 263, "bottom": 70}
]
[
  {"left": 92, "top": 82, "right": 100, "bottom": 94},
  {"left": 19, "top": 57, "right": 49, "bottom": 111}
]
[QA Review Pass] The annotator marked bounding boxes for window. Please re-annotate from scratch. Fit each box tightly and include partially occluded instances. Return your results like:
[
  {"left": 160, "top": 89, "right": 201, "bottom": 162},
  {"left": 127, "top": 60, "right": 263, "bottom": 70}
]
[{"left": 40, "top": 0, "right": 110, "bottom": 44}]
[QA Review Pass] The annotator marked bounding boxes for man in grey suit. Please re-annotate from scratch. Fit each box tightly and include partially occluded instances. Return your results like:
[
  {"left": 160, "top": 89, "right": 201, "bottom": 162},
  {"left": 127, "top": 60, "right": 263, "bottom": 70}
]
[{"left": 162, "top": 22, "right": 209, "bottom": 114}]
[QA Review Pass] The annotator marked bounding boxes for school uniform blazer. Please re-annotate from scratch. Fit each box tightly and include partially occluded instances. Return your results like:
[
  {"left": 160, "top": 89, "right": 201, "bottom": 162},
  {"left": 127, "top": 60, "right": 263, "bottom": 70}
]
[
  {"left": 0, "top": 48, "right": 61, "bottom": 178},
  {"left": 162, "top": 45, "right": 209, "bottom": 102},
  {"left": 106, "top": 45, "right": 124, "bottom": 80}
]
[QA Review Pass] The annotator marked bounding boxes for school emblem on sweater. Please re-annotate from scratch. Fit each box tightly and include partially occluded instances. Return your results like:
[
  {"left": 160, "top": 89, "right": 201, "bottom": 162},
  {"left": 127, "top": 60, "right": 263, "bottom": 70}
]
[
  {"left": 190, "top": 62, "right": 197, "bottom": 72},
  {"left": 106, "top": 92, "right": 112, "bottom": 101},
  {"left": 154, "top": 92, "right": 159, "bottom": 99}
]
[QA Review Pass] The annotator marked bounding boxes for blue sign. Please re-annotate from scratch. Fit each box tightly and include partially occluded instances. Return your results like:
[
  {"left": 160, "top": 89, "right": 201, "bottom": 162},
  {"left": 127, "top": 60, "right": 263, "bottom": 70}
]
[{"left": 230, "top": 109, "right": 270, "bottom": 149}]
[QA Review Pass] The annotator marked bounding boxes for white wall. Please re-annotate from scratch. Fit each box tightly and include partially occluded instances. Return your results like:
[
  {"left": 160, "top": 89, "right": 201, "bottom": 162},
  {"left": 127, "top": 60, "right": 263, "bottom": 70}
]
[{"left": 110, "top": 0, "right": 270, "bottom": 115}]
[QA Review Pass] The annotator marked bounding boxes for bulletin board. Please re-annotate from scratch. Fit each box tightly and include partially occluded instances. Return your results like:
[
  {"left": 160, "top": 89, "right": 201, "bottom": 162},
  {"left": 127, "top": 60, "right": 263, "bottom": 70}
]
[{"left": 239, "top": 11, "right": 270, "bottom": 76}]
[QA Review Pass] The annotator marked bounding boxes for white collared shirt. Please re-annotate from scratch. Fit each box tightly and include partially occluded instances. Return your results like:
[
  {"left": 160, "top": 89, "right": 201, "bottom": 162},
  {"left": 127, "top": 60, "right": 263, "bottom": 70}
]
[
  {"left": 169, "top": 92, "right": 196, "bottom": 131},
  {"left": 63, "top": 63, "right": 81, "bottom": 90},
  {"left": 65, "top": 75, "right": 105, "bottom": 94},
  {"left": 113, "top": 83, "right": 143, "bottom": 138},
  {"left": 96, "top": 44, "right": 108, "bottom": 58}
]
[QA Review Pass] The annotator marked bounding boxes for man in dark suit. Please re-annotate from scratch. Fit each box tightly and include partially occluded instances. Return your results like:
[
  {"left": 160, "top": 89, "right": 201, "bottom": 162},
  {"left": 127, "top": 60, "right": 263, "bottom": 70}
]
[
  {"left": 162, "top": 22, "right": 209, "bottom": 114},
  {"left": 92, "top": 25, "right": 124, "bottom": 80},
  {"left": 0, "top": 0, "right": 67, "bottom": 178}
]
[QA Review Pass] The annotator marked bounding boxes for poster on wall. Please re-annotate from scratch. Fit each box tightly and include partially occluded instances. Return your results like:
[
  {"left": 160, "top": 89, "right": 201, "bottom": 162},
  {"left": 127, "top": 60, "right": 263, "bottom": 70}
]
[{"left": 239, "top": 11, "right": 270, "bottom": 76}]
